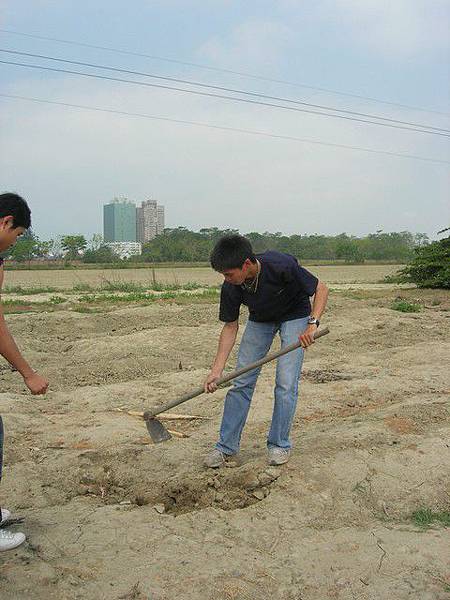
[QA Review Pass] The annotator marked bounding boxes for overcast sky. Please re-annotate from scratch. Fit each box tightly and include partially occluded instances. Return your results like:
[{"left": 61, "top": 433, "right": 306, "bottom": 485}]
[{"left": 1, "top": 0, "right": 449, "bottom": 241}]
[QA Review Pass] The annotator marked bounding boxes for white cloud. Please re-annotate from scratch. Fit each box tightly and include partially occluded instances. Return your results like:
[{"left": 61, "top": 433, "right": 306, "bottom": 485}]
[
  {"left": 198, "top": 19, "right": 295, "bottom": 70},
  {"left": 318, "top": 0, "right": 449, "bottom": 57}
]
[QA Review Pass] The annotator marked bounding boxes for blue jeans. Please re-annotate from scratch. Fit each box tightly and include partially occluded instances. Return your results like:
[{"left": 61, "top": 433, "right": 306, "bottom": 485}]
[{"left": 216, "top": 316, "right": 309, "bottom": 455}]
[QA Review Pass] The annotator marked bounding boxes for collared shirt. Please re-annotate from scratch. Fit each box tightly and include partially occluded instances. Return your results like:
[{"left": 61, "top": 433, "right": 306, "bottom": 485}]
[{"left": 219, "top": 250, "right": 318, "bottom": 323}]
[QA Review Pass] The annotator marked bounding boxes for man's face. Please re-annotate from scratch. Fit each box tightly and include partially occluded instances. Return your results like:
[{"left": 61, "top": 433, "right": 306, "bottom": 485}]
[
  {"left": 220, "top": 259, "right": 253, "bottom": 285},
  {"left": 0, "top": 217, "right": 26, "bottom": 252}
]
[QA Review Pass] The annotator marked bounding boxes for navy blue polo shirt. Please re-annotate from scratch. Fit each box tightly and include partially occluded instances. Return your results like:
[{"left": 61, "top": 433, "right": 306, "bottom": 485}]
[{"left": 219, "top": 251, "right": 318, "bottom": 323}]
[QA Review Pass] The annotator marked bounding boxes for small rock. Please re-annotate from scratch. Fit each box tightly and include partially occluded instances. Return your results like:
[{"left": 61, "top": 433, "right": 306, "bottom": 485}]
[
  {"left": 258, "top": 468, "right": 281, "bottom": 486},
  {"left": 153, "top": 504, "right": 166, "bottom": 514},
  {"left": 252, "top": 489, "right": 266, "bottom": 500},
  {"left": 80, "top": 472, "right": 96, "bottom": 485},
  {"left": 244, "top": 475, "right": 260, "bottom": 490},
  {"left": 119, "top": 500, "right": 132, "bottom": 506}
]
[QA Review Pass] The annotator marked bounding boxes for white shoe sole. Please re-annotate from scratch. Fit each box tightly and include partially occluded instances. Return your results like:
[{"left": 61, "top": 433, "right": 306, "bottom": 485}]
[{"left": 0, "top": 532, "right": 26, "bottom": 552}]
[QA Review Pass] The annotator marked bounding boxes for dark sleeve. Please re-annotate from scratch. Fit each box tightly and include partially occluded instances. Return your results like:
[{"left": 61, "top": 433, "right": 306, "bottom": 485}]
[
  {"left": 219, "top": 284, "right": 242, "bottom": 322},
  {"left": 0, "top": 258, "right": 3, "bottom": 266},
  {"left": 291, "top": 261, "right": 318, "bottom": 296}
]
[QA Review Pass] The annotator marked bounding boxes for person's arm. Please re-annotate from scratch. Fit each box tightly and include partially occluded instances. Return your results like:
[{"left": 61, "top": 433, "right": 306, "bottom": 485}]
[
  {"left": 204, "top": 320, "right": 239, "bottom": 393},
  {"left": 0, "top": 266, "right": 48, "bottom": 394},
  {"left": 299, "top": 280, "right": 329, "bottom": 348}
]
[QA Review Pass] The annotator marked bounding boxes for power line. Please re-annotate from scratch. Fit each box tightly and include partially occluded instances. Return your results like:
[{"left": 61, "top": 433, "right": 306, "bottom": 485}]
[
  {"left": 1, "top": 27, "right": 448, "bottom": 117},
  {"left": 2, "top": 59, "right": 449, "bottom": 138},
  {"left": 1, "top": 48, "right": 448, "bottom": 134},
  {"left": 1, "top": 93, "right": 448, "bottom": 165}
]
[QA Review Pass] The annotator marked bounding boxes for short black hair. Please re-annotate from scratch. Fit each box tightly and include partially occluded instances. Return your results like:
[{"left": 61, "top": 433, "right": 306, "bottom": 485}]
[
  {"left": 0, "top": 193, "right": 31, "bottom": 229},
  {"left": 210, "top": 234, "right": 256, "bottom": 271}
]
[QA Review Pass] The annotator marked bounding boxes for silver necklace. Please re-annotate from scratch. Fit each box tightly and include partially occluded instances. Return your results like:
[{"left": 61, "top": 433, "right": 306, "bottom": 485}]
[{"left": 242, "top": 260, "right": 261, "bottom": 294}]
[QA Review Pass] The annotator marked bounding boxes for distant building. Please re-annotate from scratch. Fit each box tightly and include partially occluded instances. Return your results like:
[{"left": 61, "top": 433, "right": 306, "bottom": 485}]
[
  {"left": 103, "top": 198, "right": 137, "bottom": 242},
  {"left": 105, "top": 241, "right": 142, "bottom": 259},
  {"left": 136, "top": 200, "right": 165, "bottom": 243}
]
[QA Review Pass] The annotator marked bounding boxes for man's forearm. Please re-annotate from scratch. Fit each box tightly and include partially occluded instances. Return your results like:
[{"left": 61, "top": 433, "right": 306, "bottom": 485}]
[
  {"left": 0, "top": 317, "right": 34, "bottom": 378},
  {"left": 311, "top": 281, "right": 329, "bottom": 320},
  {"left": 211, "top": 321, "right": 239, "bottom": 372}
]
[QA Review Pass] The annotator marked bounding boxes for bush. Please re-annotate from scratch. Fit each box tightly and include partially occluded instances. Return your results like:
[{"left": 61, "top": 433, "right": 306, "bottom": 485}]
[
  {"left": 391, "top": 300, "right": 422, "bottom": 313},
  {"left": 83, "top": 246, "right": 120, "bottom": 263},
  {"left": 396, "top": 236, "right": 450, "bottom": 289}
]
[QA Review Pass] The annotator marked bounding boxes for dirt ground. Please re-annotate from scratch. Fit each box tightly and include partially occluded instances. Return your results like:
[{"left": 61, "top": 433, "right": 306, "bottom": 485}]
[{"left": 0, "top": 272, "right": 449, "bottom": 599}]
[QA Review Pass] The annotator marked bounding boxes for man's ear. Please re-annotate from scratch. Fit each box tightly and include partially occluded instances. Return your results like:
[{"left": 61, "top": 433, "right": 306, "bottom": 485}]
[{"left": 0, "top": 215, "right": 14, "bottom": 230}]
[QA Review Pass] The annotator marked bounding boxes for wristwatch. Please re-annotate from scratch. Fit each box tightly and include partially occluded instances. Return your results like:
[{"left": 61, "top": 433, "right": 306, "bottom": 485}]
[{"left": 308, "top": 316, "right": 320, "bottom": 327}]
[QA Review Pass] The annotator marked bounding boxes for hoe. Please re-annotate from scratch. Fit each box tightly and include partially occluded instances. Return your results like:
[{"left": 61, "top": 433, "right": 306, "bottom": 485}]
[{"left": 144, "top": 327, "right": 329, "bottom": 443}]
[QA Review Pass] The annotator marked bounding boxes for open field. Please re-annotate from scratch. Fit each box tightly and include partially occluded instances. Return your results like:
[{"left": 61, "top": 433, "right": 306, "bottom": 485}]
[
  {"left": 0, "top": 265, "right": 449, "bottom": 599},
  {"left": 4, "top": 264, "right": 405, "bottom": 289}
]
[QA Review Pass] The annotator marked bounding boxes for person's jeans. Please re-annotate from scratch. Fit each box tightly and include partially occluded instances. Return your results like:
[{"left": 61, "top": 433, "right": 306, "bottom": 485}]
[{"left": 216, "top": 316, "right": 309, "bottom": 455}]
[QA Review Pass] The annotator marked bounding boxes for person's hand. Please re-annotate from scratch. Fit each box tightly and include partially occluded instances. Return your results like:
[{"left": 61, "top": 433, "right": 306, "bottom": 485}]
[
  {"left": 204, "top": 369, "right": 223, "bottom": 393},
  {"left": 299, "top": 324, "right": 318, "bottom": 349},
  {"left": 24, "top": 372, "right": 49, "bottom": 395}
]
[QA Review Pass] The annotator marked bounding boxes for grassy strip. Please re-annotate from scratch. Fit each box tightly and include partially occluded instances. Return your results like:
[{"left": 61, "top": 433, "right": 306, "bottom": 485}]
[
  {"left": 391, "top": 300, "right": 422, "bottom": 313},
  {"left": 3, "top": 281, "right": 218, "bottom": 295},
  {"left": 1, "top": 288, "right": 220, "bottom": 314},
  {"left": 2, "top": 285, "right": 60, "bottom": 295},
  {"left": 97, "top": 280, "right": 207, "bottom": 293},
  {"left": 1, "top": 298, "right": 50, "bottom": 306},
  {"left": 410, "top": 508, "right": 450, "bottom": 529},
  {"left": 77, "top": 288, "right": 219, "bottom": 304}
]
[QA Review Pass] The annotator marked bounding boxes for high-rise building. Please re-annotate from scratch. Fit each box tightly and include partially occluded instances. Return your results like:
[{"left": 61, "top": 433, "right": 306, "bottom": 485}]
[
  {"left": 136, "top": 199, "right": 165, "bottom": 243},
  {"left": 103, "top": 198, "right": 137, "bottom": 242}
]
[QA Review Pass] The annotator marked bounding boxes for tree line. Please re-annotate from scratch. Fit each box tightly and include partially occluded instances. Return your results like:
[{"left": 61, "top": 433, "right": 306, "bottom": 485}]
[{"left": 4, "top": 227, "right": 430, "bottom": 264}]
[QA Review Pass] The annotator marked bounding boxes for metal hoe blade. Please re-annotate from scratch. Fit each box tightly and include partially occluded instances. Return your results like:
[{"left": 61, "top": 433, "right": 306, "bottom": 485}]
[{"left": 145, "top": 417, "right": 172, "bottom": 444}]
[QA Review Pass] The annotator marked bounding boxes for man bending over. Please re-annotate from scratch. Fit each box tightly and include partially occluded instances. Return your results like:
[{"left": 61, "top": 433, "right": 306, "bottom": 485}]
[{"left": 204, "top": 234, "right": 328, "bottom": 468}]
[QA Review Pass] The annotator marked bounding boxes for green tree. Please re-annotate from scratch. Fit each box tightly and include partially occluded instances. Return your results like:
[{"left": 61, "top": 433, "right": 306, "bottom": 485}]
[
  {"left": 335, "top": 236, "right": 364, "bottom": 263},
  {"left": 397, "top": 236, "right": 449, "bottom": 289},
  {"left": 8, "top": 229, "right": 39, "bottom": 262},
  {"left": 83, "top": 245, "right": 120, "bottom": 263},
  {"left": 35, "top": 239, "right": 55, "bottom": 259},
  {"left": 61, "top": 235, "right": 87, "bottom": 260}
]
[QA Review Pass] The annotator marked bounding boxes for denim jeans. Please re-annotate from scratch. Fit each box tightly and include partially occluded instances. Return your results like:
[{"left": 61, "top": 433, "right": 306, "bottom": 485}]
[{"left": 216, "top": 316, "right": 309, "bottom": 455}]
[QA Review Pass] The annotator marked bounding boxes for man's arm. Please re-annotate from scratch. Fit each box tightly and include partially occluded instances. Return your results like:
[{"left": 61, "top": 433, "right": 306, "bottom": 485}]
[
  {"left": 204, "top": 320, "right": 239, "bottom": 393},
  {"left": 299, "top": 280, "right": 329, "bottom": 348},
  {"left": 0, "top": 266, "right": 48, "bottom": 394}
]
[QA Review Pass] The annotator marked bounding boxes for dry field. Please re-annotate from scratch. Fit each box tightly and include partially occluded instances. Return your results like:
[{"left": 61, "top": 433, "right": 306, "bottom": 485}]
[
  {"left": 4, "top": 264, "right": 404, "bottom": 289},
  {"left": 0, "top": 265, "right": 449, "bottom": 599}
]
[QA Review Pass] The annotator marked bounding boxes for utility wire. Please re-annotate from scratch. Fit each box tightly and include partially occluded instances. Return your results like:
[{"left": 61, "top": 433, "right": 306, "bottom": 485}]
[
  {"left": 1, "top": 59, "right": 449, "bottom": 138},
  {"left": 1, "top": 48, "right": 448, "bottom": 134},
  {"left": 1, "top": 93, "right": 448, "bottom": 165},
  {"left": 0, "top": 27, "right": 448, "bottom": 117}
]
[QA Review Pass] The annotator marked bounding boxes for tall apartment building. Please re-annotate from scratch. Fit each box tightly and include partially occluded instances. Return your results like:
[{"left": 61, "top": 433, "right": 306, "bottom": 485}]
[
  {"left": 136, "top": 199, "right": 165, "bottom": 243},
  {"left": 103, "top": 198, "right": 137, "bottom": 242}
]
